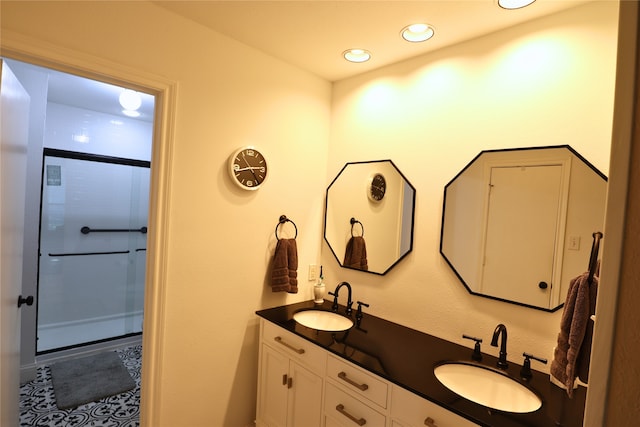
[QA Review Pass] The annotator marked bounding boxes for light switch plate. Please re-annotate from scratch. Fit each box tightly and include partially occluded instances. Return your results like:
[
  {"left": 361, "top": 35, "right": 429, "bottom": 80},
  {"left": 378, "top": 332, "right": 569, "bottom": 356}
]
[{"left": 308, "top": 264, "right": 318, "bottom": 281}]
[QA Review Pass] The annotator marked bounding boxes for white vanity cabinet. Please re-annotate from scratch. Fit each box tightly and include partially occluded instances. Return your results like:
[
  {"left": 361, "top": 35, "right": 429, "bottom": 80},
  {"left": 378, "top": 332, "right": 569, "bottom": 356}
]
[
  {"left": 324, "top": 382, "right": 386, "bottom": 426},
  {"left": 390, "top": 385, "right": 480, "bottom": 427},
  {"left": 323, "top": 355, "right": 388, "bottom": 426},
  {"left": 257, "top": 318, "right": 480, "bottom": 427},
  {"left": 257, "top": 320, "right": 326, "bottom": 427}
]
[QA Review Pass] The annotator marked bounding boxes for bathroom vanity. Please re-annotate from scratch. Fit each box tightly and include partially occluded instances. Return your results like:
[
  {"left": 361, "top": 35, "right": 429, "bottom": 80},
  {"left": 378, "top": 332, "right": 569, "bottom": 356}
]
[{"left": 256, "top": 300, "right": 586, "bottom": 427}]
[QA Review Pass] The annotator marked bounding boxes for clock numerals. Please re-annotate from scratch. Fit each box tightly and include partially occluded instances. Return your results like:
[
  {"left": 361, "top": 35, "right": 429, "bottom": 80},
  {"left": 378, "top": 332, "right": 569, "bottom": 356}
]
[
  {"left": 229, "top": 147, "right": 268, "bottom": 190},
  {"left": 369, "top": 174, "right": 386, "bottom": 201}
]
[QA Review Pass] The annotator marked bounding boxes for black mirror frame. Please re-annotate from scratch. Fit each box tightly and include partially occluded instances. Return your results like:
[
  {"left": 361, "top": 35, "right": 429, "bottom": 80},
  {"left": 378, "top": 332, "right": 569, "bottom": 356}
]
[
  {"left": 439, "top": 144, "right": 607, "bottom": 312},
  {"left": 324, "top": 159, "right": 417, "bottom": 275}
]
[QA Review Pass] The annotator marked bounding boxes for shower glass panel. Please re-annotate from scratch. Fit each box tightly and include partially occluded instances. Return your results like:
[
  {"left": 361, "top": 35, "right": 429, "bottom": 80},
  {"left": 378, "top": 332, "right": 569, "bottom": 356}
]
[{"left": 37, "top": 149, "right": 150, "bottom": 353}]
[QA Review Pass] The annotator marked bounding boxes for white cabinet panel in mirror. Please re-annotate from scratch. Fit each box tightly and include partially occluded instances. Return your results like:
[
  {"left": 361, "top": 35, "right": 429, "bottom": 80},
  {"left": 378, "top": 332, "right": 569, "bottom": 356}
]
[
  {"left": 440, "top": 146, "right": 606, "bottom": 311},
  {"left": 324, "top": 160, "right": 416, "bottom": 275}
]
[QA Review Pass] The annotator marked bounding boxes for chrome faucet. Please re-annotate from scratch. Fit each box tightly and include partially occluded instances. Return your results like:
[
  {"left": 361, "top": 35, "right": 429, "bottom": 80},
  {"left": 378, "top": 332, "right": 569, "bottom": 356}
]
[
  {"left": 328, "top": 282, "right": 354, "bottom": 316},
  {"left": 491, "top": 323, "right": 509, "bottom": 370}
]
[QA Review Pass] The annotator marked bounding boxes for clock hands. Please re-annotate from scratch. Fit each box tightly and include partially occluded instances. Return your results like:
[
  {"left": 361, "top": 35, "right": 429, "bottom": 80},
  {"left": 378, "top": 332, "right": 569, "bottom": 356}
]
[
  {"left": 230, "top": 147, "right": 268, "bottom": 190},
  {"left": 240, "top": 152, "right": 263, "bottom": 183},
  {"left": 235, "top": 166, "right": 264, "bottom": 172}
]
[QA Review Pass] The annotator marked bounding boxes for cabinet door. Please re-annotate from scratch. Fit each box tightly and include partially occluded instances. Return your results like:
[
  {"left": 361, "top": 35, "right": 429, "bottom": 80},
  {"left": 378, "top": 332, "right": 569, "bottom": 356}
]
[
  {"left": 288, "top": 361, "right": 323, "bottom": 427},
  {"left": 258, "top": 344, "right": 290, "bottom": 427}
]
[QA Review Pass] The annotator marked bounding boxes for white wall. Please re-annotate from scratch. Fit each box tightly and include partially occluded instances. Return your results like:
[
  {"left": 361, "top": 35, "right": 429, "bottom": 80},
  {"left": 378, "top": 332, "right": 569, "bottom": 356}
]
[
  {"left": 0, "top": 1, "right": 619, "bottom": 426},
  {"left": 2, "top": 1, "right": 331, "bottom": 426},
  {"left": 326, "top": 1, "right": 618, "bottom": 373},
  {"left": 44, "top": 103, "right": 153, "bottom": 161}
]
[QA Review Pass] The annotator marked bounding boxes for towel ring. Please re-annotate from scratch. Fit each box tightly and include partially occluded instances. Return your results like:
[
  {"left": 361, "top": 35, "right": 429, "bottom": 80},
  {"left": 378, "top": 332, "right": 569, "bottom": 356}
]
[
  {"left": 350, "top": 217, "right": 364, "bottom": 237},
  {"left": 275, "top": 215, "right": 298, "bottom": 240}
]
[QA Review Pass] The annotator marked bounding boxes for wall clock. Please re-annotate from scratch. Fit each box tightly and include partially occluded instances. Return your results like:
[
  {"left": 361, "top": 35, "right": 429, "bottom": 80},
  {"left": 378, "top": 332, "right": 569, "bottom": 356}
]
[
  {"left": 228, "top": 146, "right": 268, "bottom": 190},
  {"left": 368, "top": 173, "right": 386, "bottom": 202}
]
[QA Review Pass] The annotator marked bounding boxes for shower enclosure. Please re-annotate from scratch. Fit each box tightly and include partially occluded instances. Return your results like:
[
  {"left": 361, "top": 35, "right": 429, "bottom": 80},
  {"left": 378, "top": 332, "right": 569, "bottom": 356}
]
[{"left": 36, "top": 148, "right": 150, "bottom": 353}]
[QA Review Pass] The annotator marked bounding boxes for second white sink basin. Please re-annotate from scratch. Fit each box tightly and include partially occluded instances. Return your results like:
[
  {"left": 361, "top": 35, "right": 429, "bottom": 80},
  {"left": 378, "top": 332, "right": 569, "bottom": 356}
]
[
  {"left": 434, "top": 361, "right": 541, "bottom": 413},
  {"left": 293, "top": 310, "right": 353, "bottom": 332}
]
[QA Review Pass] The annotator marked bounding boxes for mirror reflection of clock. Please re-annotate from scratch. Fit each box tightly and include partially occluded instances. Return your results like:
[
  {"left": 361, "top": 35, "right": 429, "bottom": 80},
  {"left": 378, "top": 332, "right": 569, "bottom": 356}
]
[{"left": 368, "top": 173, "right": 386, "bottom": 201}]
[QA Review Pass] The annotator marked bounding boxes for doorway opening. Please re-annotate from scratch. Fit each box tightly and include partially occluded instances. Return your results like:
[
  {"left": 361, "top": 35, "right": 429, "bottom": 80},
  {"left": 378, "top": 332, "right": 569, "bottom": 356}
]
[{"left": 4, "top": 59, "right": 155, "bottom": 358}]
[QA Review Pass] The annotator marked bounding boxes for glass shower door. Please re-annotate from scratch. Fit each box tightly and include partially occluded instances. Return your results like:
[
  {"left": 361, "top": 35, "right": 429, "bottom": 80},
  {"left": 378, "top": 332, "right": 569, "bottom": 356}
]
[{"left": 37, "top": 149, "right": 150, "bottom": 353}]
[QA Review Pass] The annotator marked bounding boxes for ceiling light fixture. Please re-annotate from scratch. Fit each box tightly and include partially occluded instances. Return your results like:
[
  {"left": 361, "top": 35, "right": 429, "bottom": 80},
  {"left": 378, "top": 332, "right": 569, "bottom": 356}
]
[
  {"left": 497, "top": 0, "right": 536, "bottom": 10},
  {"left": 401, "top": 23, "right": 435, "bottom": 43},
  {"left": 119, "top": 89, "right": 142, "bottom": 110},
  {"left": 119, "top": 89, "right": 142, "bottom": 117},
  {"left": 343, "top": 49, "right": 371, "bottom": 63}
]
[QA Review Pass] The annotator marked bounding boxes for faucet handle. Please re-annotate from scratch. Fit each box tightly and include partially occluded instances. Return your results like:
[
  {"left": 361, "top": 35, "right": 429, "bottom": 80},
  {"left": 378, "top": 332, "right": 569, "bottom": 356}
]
[
  {"left": 356, "top": 301, "right": 369, "bottom": 319},
  {"left": 462, "top": 335, "right": 483, "bottom": 362},
  {"left": 327, "top": 291, "right": 339, "bottom": 311},
  {"left": 520, "top": 352, "right": 548, "bottom": 380}
]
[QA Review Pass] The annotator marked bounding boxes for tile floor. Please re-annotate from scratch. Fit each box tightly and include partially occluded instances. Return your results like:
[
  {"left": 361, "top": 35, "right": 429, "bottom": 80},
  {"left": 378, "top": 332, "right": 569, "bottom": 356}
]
[{"left": 19, "top": 345, "right": 141, "bottom": 427}]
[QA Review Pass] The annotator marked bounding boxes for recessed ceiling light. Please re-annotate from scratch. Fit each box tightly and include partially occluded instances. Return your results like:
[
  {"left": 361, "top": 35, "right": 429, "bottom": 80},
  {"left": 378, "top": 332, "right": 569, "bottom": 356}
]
[
  {"left": 401, "top": 23, "right": 435, "bottom": 43},
  {"left": 343, "top": 49, "right": 371, "bottom": 63},
  {"left": 498, "top": 0, "right": 536, "bottom": 10}
]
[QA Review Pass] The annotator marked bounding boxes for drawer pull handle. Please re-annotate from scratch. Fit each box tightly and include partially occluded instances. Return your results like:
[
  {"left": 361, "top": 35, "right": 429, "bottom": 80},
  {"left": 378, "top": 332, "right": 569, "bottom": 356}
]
[
  {"left": 274, "top": 336, "right": 305, "bottom": 354},
  {"left": 338, "top": 371, "right": 369, "bottom": 391},
  {"left": 424, "top": 417, "right": 439, "bottom": 427},
  {"left": 336, "top": 404, "right": 366, "bottom": 426}
]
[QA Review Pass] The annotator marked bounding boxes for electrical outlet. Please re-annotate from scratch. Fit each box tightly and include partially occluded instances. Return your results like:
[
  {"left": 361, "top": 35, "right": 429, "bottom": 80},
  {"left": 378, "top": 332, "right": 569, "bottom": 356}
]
[{"left": 308, "top": 264, "right": 318, "bottom": 281}]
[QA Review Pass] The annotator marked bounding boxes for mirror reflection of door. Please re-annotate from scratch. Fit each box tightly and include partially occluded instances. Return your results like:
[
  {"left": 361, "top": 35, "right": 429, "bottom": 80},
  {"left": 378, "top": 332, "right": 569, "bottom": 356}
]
[{"left": 481, "top": 165, "right": 563, "bottom": 307}]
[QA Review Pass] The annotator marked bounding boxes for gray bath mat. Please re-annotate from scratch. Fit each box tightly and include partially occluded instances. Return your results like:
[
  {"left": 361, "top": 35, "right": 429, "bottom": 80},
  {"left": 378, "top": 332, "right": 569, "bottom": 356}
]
[{"left": 50, "top": 351, "right": 135, "bottom": 410}]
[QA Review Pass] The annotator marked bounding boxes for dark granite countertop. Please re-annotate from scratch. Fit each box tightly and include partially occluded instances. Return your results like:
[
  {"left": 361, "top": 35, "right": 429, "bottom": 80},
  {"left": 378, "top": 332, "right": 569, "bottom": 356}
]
[{"left": 256, "top": 300, "right": 586, "bottom": 427}]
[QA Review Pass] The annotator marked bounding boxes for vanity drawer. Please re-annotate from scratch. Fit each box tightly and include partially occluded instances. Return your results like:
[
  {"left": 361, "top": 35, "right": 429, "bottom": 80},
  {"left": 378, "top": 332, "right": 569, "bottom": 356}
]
[
  {"left": 261, "top": 320, "right": 326, "bottom": 374},
  {"left": 327, "top": 354, "right": 388, "bottom": 409},
  {"left": 391, "top": 385, "right": 480, "bottom": 427},
  {"left": 324, "top": 382, "right": 386, "bottom": 427}
]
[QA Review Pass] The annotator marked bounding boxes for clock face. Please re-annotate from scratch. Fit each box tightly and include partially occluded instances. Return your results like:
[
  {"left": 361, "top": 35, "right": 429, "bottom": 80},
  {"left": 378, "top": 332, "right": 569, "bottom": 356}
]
[
  {"left": 369, "top": 173, "right": 386, "bottom": 201},
  {"left": 229, "top": 147, "right": 268, "bottom": 190}
]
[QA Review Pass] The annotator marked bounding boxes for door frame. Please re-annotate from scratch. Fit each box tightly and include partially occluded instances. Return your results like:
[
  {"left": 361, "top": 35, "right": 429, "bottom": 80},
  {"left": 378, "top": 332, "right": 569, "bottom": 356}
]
[{"left": 1, "top": 29, "right": 176, "bottom": 426}]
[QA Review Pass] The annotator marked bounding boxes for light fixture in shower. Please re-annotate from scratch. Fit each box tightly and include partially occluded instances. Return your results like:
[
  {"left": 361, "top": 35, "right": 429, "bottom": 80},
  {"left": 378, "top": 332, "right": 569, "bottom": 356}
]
[{"left": 119, "top": 89, "right": 142, "bottom": 117}]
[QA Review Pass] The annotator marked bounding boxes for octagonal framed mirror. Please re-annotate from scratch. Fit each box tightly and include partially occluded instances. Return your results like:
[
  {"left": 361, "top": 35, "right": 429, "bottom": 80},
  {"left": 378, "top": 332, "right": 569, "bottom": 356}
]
[
  {"left": 440, "top": 145, "right": 607, "bottom": 311},
  {"left": 324, "top": 160, "right": 416, "bottom": 275}
]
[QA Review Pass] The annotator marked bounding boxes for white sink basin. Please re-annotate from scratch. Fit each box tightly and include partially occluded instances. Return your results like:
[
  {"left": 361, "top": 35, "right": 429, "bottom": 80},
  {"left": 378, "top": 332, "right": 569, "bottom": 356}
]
[
  {"left": 434, "top": 362, "right": 542, "bottom": 413},
  {"left": 293, "top": 310, "right": 353, "bottom": 332}
]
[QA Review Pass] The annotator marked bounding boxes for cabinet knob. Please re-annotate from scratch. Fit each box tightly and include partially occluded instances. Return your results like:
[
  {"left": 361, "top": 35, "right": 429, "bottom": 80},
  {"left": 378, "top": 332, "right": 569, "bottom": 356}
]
[{"left": 424, "top": 417, "right": 439, "bottom": 427}]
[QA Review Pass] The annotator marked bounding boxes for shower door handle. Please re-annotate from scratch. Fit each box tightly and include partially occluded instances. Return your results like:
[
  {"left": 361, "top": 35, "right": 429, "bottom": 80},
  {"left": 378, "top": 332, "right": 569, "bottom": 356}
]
[{"left": 18, "top": 295, "right": 34, "bottom": 308}]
